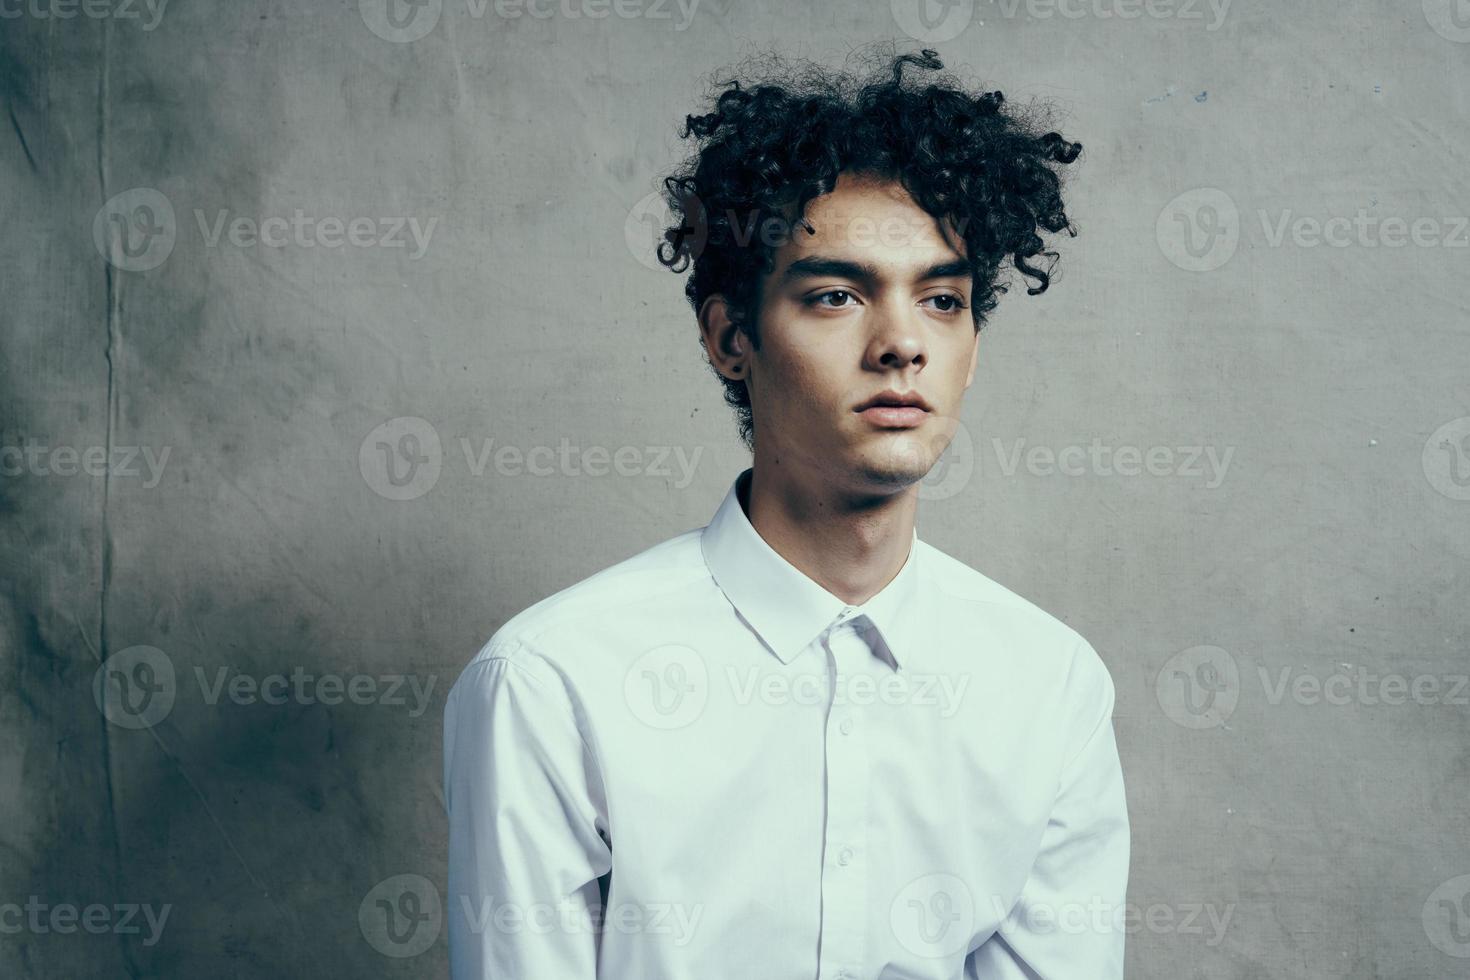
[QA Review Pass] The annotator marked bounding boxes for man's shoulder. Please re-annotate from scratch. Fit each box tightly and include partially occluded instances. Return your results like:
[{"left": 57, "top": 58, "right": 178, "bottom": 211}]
[
  {"left": 916, "top": 538, "right": 1110, "bottom": 691},
  {"left": 917, "top": 538, "right": 1079, "bottom": 638},
  {"left": 465, "top": 524, "right": 711, "bottom": 669}
]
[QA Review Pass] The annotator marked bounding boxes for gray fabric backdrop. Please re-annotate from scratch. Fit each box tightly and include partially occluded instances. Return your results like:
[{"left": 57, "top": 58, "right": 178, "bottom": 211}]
[{"left": 2, "top": 0, "right": 1468, "bottom": 976}]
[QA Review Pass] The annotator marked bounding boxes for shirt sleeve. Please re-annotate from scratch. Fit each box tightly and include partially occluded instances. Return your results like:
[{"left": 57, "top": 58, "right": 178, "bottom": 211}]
[
  {"left": 965, "top": 639, "right": 1132, "bottom": 979},
  {"left": 443, "top": 646, "right": 613, "bottom": 979}
]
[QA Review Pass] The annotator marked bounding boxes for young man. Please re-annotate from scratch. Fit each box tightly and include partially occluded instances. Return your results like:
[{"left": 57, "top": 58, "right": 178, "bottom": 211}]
[{"left": 444, "top": 48, "right": 1130, "bottom": 979}]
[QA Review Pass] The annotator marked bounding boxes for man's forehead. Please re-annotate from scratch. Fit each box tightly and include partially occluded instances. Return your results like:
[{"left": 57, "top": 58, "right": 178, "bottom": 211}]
[{"left": 788, "top": 179, "right": 965, "bottom": 261}]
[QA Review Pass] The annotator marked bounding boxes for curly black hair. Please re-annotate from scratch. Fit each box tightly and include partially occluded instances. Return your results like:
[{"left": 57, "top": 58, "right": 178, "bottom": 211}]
[{"left": 656, "top": 44, "right": 1084, "bottom": 450}]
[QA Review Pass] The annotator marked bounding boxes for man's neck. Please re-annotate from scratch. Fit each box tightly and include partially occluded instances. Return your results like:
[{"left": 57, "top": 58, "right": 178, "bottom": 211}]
[{"left": 741, "top": 461, "right": 917, "bottom": 607}]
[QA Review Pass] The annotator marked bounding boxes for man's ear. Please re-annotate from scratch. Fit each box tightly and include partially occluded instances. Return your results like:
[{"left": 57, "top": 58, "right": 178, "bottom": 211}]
[{"left": 697, "top": 294, "right": 749, "bottom": 381}]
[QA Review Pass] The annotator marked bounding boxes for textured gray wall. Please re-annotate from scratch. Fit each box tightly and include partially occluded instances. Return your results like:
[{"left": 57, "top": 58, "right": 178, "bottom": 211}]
[{"left": 2, "top": 0, "right": 1467, "bottom": 976}]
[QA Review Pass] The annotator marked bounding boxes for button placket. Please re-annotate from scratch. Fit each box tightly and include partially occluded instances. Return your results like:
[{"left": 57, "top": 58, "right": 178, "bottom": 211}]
[{"left": 818, "top": 620, "right": 873, "bottom": 980}]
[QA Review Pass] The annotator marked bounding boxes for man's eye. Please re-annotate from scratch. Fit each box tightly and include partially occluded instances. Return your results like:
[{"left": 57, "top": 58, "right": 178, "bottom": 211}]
[
  {"left": 808, "top": 290, "right": 858, "bottom": 308},
  {"left": 925, "top": 294, "right": 968, "bottom": 313}
]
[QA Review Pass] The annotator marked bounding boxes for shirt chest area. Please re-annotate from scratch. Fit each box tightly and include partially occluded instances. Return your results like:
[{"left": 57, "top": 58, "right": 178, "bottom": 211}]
[{"left": 577, "top": 625, "right": 1061, "bottom": 973}]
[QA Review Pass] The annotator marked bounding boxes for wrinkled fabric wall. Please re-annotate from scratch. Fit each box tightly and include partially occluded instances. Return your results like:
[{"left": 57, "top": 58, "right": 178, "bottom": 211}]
[{"left": 1, "top": 0, "right": 1467, "bottom": 976}]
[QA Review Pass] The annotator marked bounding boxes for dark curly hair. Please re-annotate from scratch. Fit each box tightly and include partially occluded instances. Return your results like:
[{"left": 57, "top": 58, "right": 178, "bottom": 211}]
[{"left": 656, "top": 44, "right": 1084, "bottom": 450}]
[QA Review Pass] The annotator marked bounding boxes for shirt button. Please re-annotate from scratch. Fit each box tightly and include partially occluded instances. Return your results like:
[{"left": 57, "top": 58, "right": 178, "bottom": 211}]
[
  {"left": 839, "top": 717, "right": 854, "bottom": 735},
  {"left": 837, "top": 846, "right": 853, "bottom": 866}
]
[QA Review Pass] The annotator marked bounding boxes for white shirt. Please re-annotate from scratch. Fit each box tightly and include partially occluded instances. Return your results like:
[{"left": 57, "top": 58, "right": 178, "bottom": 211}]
[{"left": 444, "top": 467, "right": 1130, "bottom": 979}]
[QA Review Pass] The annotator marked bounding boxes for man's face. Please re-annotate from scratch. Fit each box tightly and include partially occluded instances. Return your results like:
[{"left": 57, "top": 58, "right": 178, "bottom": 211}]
[{"left": 743, "top": 172, "right": 980, "bottom": 496}]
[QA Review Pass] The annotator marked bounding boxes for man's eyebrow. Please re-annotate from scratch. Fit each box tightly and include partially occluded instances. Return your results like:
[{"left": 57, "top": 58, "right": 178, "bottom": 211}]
[{"left": 778, "top": 255, "right": 973, "bottom": 285}]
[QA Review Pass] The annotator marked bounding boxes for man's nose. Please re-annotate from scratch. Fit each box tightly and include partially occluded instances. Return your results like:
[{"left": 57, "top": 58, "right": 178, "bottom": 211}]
[{"left": 865, "top": 301, "right": 927, "bottom": 370}]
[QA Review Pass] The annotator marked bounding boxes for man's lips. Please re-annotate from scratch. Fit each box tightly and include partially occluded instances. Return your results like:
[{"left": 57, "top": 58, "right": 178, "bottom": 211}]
[
  {"left": 857, "top": 405, "right": 928, "bottom": 428},
  {"left": 854, "top": 390, "right": 932, "bottom": 429}
]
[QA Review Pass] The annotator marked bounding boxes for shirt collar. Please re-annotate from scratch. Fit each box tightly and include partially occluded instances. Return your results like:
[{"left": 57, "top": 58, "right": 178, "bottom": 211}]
[{"left": 700, "top": 467, "right": 924, "bottom": 671}]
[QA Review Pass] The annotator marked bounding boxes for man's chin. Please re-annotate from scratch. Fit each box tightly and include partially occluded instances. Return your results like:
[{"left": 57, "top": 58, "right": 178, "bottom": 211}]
[{"left": 849, "top": 431, "right": 944, "bottom": 489}]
